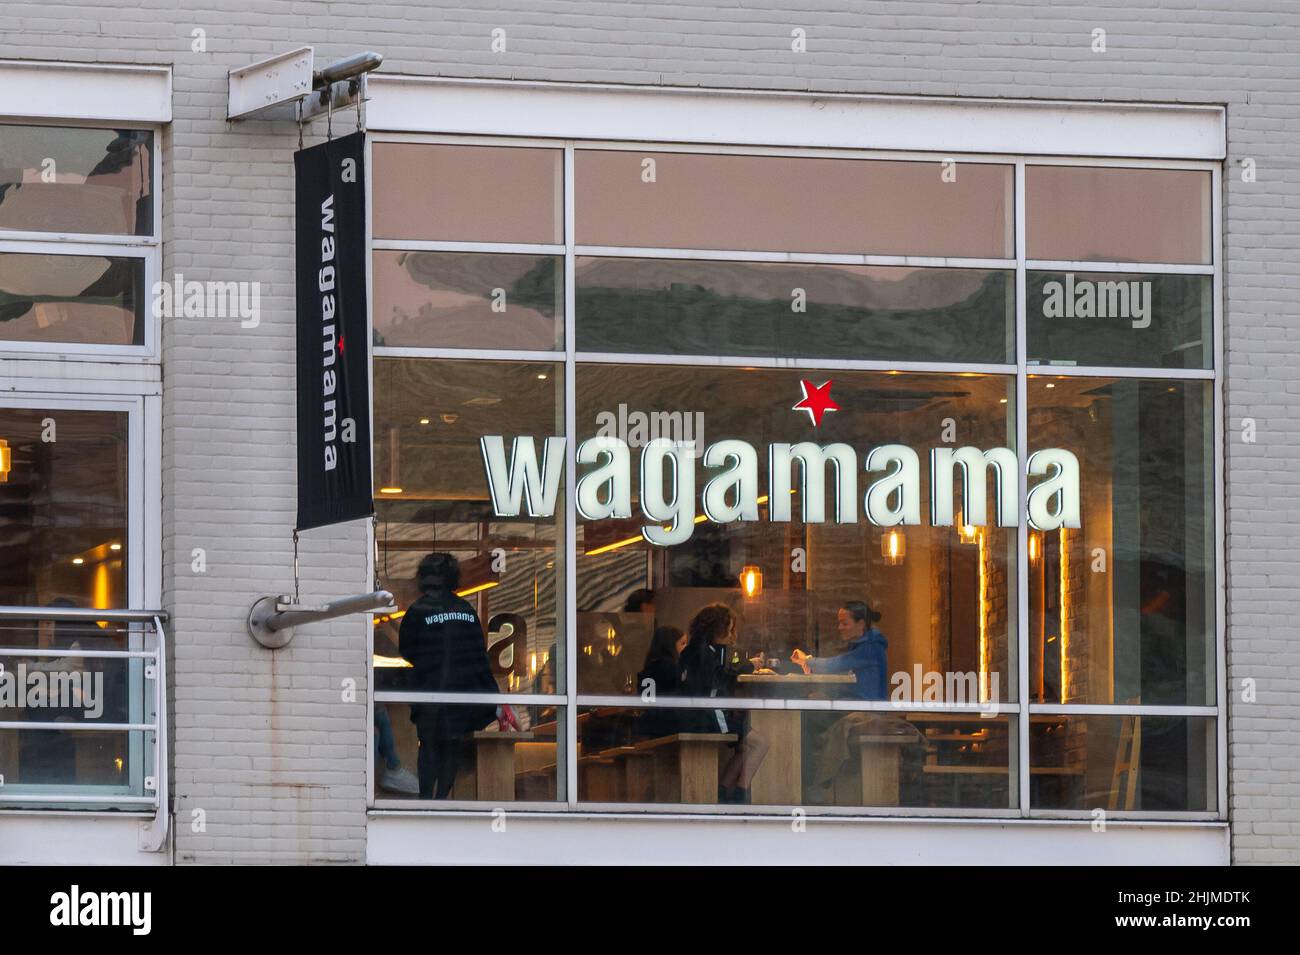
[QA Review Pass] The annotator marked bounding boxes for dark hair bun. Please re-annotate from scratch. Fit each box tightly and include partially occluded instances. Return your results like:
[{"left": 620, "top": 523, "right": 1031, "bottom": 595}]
[{"left": 843, "top": 600, "right": 881, "bottom": 625}]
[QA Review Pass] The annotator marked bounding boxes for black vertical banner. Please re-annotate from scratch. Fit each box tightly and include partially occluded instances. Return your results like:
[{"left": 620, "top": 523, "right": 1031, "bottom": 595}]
[{"left": 294, "top": 131, "right": 373, "bottom": 531}]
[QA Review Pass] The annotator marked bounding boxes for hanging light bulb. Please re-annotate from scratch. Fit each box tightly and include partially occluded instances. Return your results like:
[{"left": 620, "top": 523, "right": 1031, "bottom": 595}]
[
  {"left": 740, "top": 564, "right": 763, "bottom": 598},
  {"left": 956, "top": 509, "right": 979, "bottom": 545},
  {"left": 881, "top": 529, "right": 906, "bottom": 565},
  {"left": 1029, "top": 531, "right": 1042, "bottom": 562}
]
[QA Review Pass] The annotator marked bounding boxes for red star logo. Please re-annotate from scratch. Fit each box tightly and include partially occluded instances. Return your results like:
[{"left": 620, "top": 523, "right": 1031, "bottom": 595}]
[
  {"left": 337, "top": 336, "right": 345, "bottom": 354},
  {"left": 792, "top": 379, "right": 840, "bottom": 427}
]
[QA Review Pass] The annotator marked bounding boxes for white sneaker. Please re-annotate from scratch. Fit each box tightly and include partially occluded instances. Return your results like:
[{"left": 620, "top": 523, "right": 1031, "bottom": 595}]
[{"left": 380, "top": 765, "right": 419, "bottom": 795}]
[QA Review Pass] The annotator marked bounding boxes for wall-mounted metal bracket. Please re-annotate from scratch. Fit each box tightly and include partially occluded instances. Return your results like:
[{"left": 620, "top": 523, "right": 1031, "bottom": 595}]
[
  {"left": 227, "top": 47, "right": 314, "bottom": 120},
  {"left": 247, "top": 590, "right": 395, "bottom": 649},
  {"left": 228, "top": 48, "right": 382, "bottom": 121}
]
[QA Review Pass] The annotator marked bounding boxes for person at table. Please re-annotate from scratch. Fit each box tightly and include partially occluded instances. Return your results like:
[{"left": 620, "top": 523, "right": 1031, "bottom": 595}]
[
  {"left": 679, "top": 604, "right": 769, "bottom": 803},
  {"left": 399, "top": 552, "right": 518, "bottom": 799},
  {"left": 793, "top": 601, "right": 914, "bottom": 798},
  {"left": 623, "top": 588, "right": 655, "bottom": 616},
  {"left": 791, "top": 600, "right": 888, "bottom": 700},
  {"left": 635, "top": 625, "right": 688, "bottom": 738}
]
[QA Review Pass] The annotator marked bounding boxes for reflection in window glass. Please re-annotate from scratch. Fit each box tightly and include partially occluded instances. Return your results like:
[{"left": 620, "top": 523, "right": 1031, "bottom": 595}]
[
  {"left": 0, "top": 125, "right": 153, "bottom": 236},
  {"left": 0, "top": 407, "right": 128, "bottom": 607},
  {"left": 0, "top": 616, "right": 136, "bottom": 798},
  {"left": 1026, "top": 166, "right": 1211, "bottom": 265},
  {"left": 0, "top": 253, "right": 145, "bottom": 346},
  {"left": 575, "top": 706, "right": 1014, "bottom": 809},
  {"left": 576, "top": 151, "right": 1013, "bottom": 258},
  {"left": 1027, "top": 271, "right": 1212, "bottom": 370},
  {"left": 371, "top": 143, "right": 562, "bottom": 244},
  {"left": 0, "top": 728, "right": 140, "bottom": 795},
  {"left": 372, "top": 251, "right": 562, "bottom": 350},
  {"left": 374, "top": 703, "right": 563, "bottom": 802},
  {"left": 576, "top": 259, "right": 1013, "bottom": 363},
  {"left": 574, "top": 366, "right": 1017, "bottom": 704},
  {"left": 372, "top": 359, "right": 565, "bottom": 697},
  {"left": 1028, "top": 377, "right": 1214, "bottom": 705},
  {"left": 1030, "top": 715, "right": 1214, "bottom": 812}
]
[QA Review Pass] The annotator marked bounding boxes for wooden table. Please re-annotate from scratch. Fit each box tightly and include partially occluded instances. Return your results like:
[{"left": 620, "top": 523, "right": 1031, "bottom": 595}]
[{"left": 736, "top": 673, "right": 856, "bottom": 805}]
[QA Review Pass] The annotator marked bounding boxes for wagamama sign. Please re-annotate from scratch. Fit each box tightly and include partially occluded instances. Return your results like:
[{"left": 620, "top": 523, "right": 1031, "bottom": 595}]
[{"left": 479, "top": 435, "right": 1081, "bottom": 543}]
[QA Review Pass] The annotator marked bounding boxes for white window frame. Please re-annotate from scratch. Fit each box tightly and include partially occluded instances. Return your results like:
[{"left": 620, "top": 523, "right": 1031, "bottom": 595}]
[
  {"left": 0, "top": 61, "right": 168, "bottom": 816},
  {"left": 364, "top": 80, "right": 1227, "bottom": 824},
  {"left": 0, "top": 115, "right": 164, "bottom": 362}
]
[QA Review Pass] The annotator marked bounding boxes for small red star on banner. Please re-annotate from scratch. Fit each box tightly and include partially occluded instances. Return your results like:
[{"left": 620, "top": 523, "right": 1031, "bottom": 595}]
[
  {"left": 337, "top": 336, "right": 345, "bottom": 354},
  {"left": 792, "top": 379, "right": 840, "bottom": 427}
]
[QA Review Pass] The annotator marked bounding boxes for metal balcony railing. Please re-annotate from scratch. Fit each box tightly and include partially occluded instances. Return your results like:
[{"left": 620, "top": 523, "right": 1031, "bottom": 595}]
[{"left": 0, "top": 606, "right": 169, "bottom": 852}]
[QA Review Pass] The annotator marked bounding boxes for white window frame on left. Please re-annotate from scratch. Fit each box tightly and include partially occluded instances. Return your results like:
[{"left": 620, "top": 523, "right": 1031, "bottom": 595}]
[{"left": 0, "top": 60, "right": 169, "bottom": 611}]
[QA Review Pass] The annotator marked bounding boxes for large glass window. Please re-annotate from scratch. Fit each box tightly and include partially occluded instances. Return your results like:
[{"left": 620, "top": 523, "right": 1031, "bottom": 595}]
[
  {"left": 0, "top": 125, "right": 153, "bottom": 237},
  {"left": 372, "top": 143, "right": 562, "bottom": 245},
  {"left": 0, "top": 404, "right": 153, "bottom": 805},
  {"left": 0, "top": 407, "right": 129, "bottom": 607},
  {"left": 576, "top": 260, "right": 1013, "bottom": 363},
  {"left": 370, "top": 138, "right": 1219, "bottom": 818},
  {"left": 1027, "top": 377, "right": 1214, "bottom": 706},
  {"left": 1027, "top": 271, "right": 1211, "bottom": 370},
  {"left": 0, "top": 252, "right": 145, "bottom": 346},
  {"left": 574, "top": 365, "right": 1016, "bottom": 707},
  {"left": 576, "top": 151, "right": 1013, "bottom": 257},
  {"left": 372, "top": 358, "right": 565, "bottom": 695},
  {"left": 372, "top": 251, "right": 562, "bottom": 351},
  {"left": 0, "top": 123, "right": 158, "bottom": 354}
]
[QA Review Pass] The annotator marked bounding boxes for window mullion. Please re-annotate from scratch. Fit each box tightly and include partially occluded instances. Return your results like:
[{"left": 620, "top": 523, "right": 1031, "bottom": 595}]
[
  {"left": 1015, "top": 157, "right": 1031, "bottom": 818},
  {"left": 563, "top": 141, "right": 579, "bottom": 809}
]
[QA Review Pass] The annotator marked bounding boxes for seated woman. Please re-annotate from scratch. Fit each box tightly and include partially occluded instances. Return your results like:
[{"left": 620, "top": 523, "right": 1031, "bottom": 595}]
[
  {"left": 679, "top": 604, "right": 769, "bottom": 804},
  {"left": 791, "top": 600, "right": 888, "bottom": 700},
  {"left": 635, "top": 625, "right": 688, "bottom": 738},
  {"left": 792, "top": 601, "right": 915, "bottom": 799}
]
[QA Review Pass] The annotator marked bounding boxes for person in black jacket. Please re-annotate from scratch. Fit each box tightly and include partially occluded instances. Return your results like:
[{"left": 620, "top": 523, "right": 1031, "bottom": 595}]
[
  {"left": 635, "top": 625, "right": 687, "bottom": 738},
  {"left": 678, "top": 603, "right": 769, "bottom": 803},
  {"left": 399, "top": 552, "right": 504, "bottom": 799}
]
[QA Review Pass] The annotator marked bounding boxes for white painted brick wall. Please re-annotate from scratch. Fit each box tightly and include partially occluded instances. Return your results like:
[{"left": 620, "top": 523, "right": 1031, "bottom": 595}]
[{"left": 0, "top": 0, "right": 1293, "bottom": 864}]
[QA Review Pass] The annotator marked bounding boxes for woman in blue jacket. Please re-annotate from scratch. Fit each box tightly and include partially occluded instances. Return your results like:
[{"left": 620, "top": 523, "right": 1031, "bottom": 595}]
[
  {"left": 793, "top": 601, "right": 905, "bottom": 799},
  {"left": 791, "top": 600, "right": 888, "bottom": 700}
]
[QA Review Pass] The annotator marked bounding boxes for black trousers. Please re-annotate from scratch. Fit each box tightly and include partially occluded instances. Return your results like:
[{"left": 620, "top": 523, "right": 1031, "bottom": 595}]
[{"left": 414, "top": 707, "right": 460, "bottom": 799}]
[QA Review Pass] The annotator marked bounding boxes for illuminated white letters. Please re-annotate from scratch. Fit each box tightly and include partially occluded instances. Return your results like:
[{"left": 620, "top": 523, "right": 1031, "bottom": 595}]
[
  {"left": 481, "top": 435, "right": 1082, "bottom": 543},
  {"left": 479, "top": 436, "right": 566, "bottom": 518},
  {"left": 865, "top": 444, "right": 921, "bottom": 526},
  {"left": 768, "top": 443, "right": 857, "bottom": 524},
  {"left": 640, "top": 439, "right": 695, "bottom": 545},
  {"left": 575, "top": 436, "right": 632, "bottom": 520},
  {"left": 930, "top": 446, "right": 1018, "bottom": 528},
  {"left": 702, "top": 439, "right": 760, "bottom": 523},
  {"left": 1026, "top": 448, "right": 1082, "bottom": 531}
]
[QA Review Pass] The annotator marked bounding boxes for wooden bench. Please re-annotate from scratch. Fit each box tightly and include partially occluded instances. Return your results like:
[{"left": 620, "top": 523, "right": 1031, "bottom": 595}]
[
  {"left": 854, "top": 734, "right": 918, "bottom": 806},
  {"left": 472, "top": 730, "right": 535, "bottom": 802},
  {"left": 630, "top": 732, "right": 737, "bottom": 804}
]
